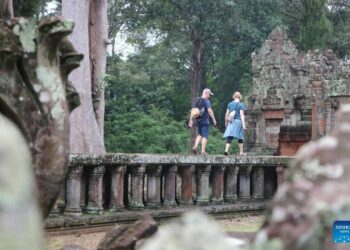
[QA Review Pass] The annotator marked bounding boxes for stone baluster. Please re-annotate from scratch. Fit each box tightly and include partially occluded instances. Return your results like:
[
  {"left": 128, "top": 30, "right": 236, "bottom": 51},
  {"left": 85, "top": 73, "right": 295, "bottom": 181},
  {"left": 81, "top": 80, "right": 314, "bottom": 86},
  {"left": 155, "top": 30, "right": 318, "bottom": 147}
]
[
  {"left": 276, "top": 166, "right": 285, "bottom": 188},
  {"left": 109, "top": 165, "right": 126, "bottom": 211},
  {"left": 86, "top": 165, "right": 105, "bottom": 214},
  {"left": 129, "top": 164, "right": 146, "bottom": 209},
  {"left": 178, "top": 165, "right": 194, "bottom": 205},
  {"left": 238, "top": 165, "right": 252, "bottom": 200},
  {"left": 224, "top": 165, "right": 239, "bottom": 202},
  {"left": 211, "top": 165, "right": 225, "bottom": 204},
  {"left": 163, "top": 165, "right": 178, "bottom": 206},
  {"left": 64, "top": 165, "right": 83, "bottom": 215},
  {"left": 195, "top": 165, "right": 211, "bottom": 205},
  {"left": 251, "top": 166, "right": 264, "bottom": 199},
  {"left": 146, "top": 165, "right": 163, "bottom": 208}
]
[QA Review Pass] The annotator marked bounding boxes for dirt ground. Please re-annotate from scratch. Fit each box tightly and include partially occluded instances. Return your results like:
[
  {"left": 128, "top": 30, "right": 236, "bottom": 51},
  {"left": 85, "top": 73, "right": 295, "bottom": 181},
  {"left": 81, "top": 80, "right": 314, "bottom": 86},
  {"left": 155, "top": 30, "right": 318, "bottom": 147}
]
[{"left": 46, "top": 215, "right": 264, "bottom": 250}]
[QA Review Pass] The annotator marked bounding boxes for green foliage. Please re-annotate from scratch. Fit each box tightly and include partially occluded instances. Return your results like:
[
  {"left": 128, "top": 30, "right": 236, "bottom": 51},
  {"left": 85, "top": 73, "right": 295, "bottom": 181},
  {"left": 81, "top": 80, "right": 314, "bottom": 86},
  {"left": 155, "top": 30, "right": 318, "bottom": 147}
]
[
  {"left": 104, "top": 49, "right": 192, "bottom": 153},
  {"left": 105, "top": 0, "right": 349, "bottom": 154},
  {"left": 298, "top": 0, "right": 331, "bottom": 50},
  {"left": 327, "top": 4, "right": 350, "bottom": 58},
  {"left": 105, "top": 0, "right": 282, "bottom": 153},
  {"left": 105, "top": 106, "right": 190, "bottom": 153},
  {"left": 13, "top": 0, "right": 61, "bottom": 18},
  {"left": 206, "top": 0, "right": 282, "bottom": 129},
  {"left": 105, "top": 105, "right": 230, "bottom": 154},
  {"left": 104, "top": 49, "right": 232, "bottom": 154},
  {"left": 281, "top": 0, "right": 331, "bottom": 51},
  {"left": 13, "top": 0, "right": 41, "bottom": 17}
]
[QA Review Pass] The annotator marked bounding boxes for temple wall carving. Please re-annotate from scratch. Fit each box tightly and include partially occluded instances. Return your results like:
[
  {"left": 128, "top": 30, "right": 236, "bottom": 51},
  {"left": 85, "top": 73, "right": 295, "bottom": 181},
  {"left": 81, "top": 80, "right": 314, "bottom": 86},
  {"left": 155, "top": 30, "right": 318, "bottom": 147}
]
[{"left": 246, "top": 27, "right": 350, "bottom": 155}]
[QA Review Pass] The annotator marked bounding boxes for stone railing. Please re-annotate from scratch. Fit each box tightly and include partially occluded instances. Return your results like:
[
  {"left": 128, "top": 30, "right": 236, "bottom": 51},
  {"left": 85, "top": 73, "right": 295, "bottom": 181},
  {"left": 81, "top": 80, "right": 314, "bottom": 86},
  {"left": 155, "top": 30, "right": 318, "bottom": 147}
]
[{"left": 47, "top": 154, "right": 293, "bottom": 230}]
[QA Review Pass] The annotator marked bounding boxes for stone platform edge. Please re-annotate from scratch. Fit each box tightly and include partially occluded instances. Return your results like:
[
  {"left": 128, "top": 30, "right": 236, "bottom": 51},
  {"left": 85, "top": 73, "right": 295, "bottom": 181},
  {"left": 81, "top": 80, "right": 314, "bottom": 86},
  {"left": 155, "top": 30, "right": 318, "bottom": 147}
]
[{"left": 45, "top": 201, "right": 267, "bottom": 234}]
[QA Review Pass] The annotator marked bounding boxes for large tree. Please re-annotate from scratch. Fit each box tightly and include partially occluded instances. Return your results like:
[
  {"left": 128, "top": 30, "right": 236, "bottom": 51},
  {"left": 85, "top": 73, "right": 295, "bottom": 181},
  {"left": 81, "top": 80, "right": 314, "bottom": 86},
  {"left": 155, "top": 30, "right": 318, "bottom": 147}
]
[
  {"left": 281, "top": 0, "right": 331, "bottom": 50},
  {"left": 62, "top": 0, "right": 107, "bottom": 153},
  {"left": 327, "top": 0, "right": 350, "bottom": 57},
  {"left": 113, "top": 0, "right": 236, "bottom": 147}
]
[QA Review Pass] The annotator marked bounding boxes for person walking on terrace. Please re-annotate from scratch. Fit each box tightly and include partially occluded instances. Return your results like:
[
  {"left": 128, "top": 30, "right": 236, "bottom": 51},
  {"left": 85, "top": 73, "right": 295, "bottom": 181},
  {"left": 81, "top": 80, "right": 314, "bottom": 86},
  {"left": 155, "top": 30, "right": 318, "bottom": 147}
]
[
  {"left": 188, "top": 88, "right": 217, "bottom": 155},
  {"left": 223, "top": 91, "right": 246, "bottom": 156}
]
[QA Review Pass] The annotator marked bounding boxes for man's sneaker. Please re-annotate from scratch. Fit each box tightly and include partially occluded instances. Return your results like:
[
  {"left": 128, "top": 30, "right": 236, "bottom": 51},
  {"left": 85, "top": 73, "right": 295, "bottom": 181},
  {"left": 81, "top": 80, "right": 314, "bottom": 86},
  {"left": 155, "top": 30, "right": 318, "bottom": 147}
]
[{"left": 192, "top": 148, "right": 198, "bottom": 155}]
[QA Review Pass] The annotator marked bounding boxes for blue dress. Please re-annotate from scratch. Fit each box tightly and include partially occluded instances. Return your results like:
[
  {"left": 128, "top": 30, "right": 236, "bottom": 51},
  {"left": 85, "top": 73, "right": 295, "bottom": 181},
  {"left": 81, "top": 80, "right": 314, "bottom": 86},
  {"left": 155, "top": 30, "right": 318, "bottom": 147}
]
[{"left": 223, "top": 101, "right": 245, "bottom": 140}]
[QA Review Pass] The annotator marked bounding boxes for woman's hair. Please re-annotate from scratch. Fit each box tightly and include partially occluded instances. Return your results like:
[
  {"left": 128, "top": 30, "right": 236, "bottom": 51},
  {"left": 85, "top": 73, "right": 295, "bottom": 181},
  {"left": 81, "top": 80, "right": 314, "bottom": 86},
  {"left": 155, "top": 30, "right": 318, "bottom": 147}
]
[{"left": 232, "top": 91, "right": 242, "bottom": 100}]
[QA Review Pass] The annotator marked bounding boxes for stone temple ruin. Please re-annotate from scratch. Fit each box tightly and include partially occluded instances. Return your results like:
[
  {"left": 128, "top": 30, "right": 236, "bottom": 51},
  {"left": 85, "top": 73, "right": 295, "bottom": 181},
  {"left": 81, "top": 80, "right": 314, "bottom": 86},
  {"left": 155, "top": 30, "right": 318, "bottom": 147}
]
[{"left": 245, "top": 27, "right": 350, "bottom": 156}]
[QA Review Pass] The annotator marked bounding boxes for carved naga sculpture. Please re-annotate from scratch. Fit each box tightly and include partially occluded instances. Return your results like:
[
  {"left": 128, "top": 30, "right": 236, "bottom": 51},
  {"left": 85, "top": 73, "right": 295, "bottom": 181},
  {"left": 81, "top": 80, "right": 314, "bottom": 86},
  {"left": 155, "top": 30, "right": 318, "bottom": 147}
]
[{"left": 0, "top": 16, "right": 82, "bottom": 220}]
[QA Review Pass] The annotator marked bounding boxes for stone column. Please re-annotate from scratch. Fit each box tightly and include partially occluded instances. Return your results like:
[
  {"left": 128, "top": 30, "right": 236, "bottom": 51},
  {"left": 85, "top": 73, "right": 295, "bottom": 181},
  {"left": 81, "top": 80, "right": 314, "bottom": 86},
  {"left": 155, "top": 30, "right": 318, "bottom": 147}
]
[
  {"left": 146, "top": 165, "right": 162, "bottom": 208},
  {"left": 178, "top": 165, "right": 194, "bottom": 205},
  {"left": 311, "top": 81, "right": 326, "bottom": 140},
  {"left": 224, "top": 165, "right": 239, "bottom": 202},
  {"left": 129, "top": 165, "right": 146, "bottom": 209},
  {"left": 86, "top": 165, "right": 105, "bottom": 214},
  {"left": 310, "top": 58, "right": 326, "bottom": 141},
  {"left": 325, "top": 99, "right": 334, "bottom": 135},
  {"left": 251, "top": 166, "right": 264, "bottom": 199},
  {"left": 109, "top": 165, "right": 126, "bottom": 211},
  {"left": 276, "top": 166, "right": 285, "bottom": 188},
  {"left": 163, "top": 165, "right": 178, "bottom": 206},
  {"left": 211, "top": 165, "right": 225, "bottom": 204},
  {"left": 238, "top": 165, "right": 252, "bottom": 200},
  {"left": 195, "top": 165, "right": 211, "bottom": 205},
  {"left": 64, "top": 165, "right": 83, "bottom": 215}
]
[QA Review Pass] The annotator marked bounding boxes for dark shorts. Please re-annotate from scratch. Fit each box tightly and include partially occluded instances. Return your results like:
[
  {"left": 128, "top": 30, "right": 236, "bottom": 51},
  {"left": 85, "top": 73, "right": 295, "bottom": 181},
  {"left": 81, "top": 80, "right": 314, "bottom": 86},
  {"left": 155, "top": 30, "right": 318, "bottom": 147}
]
[{"left": 197, "top": 124, "right": 209, "bottom": 138}]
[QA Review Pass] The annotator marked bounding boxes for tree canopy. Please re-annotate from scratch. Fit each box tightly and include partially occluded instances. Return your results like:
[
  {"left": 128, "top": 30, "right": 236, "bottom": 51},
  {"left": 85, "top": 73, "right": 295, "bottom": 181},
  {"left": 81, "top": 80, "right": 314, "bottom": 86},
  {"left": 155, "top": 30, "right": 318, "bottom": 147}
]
[{"left": 7, "top": 0, "right": 350, "bottom": 154}]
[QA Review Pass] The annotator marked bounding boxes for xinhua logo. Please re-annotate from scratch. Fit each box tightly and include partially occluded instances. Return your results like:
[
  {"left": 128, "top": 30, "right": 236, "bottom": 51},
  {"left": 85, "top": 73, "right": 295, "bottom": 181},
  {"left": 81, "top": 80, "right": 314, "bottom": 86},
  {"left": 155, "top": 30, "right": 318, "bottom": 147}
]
[{"left": 333, "top": 221, "right": 350, "bottom": 243}]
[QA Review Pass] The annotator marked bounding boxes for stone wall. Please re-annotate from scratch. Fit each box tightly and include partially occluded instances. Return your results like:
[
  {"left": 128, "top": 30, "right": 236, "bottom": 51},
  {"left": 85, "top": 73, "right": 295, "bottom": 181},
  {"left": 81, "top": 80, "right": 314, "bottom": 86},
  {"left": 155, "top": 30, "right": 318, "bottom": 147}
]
[{"left": 246, "top": 27, "right": 350, "bottom": 156}]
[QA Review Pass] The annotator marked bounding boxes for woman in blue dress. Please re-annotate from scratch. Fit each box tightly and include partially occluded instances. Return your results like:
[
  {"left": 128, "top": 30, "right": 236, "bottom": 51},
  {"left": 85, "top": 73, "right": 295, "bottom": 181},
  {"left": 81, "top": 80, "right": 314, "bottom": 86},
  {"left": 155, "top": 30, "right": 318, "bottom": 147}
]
[{"left": 223, "top": 92, "right": 247, "bottom": 155}]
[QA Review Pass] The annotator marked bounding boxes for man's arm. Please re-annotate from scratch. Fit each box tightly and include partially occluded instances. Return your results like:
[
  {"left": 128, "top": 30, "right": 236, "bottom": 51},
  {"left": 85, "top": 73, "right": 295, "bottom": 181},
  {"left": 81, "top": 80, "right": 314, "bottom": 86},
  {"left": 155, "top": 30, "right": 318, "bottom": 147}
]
[
  {"left": 188, "top": 113, "right": 194, "bottom": 128},
  {"left": 208, "top": 107, "right": 217, "bottom": 126}
]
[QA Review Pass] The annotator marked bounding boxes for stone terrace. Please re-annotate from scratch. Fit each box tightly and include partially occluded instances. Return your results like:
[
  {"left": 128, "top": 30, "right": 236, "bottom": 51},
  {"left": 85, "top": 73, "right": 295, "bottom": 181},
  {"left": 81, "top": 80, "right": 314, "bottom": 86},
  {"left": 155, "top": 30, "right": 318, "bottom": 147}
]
[{"left": 46, "top": 153, "right": 293, "bottom": 231}]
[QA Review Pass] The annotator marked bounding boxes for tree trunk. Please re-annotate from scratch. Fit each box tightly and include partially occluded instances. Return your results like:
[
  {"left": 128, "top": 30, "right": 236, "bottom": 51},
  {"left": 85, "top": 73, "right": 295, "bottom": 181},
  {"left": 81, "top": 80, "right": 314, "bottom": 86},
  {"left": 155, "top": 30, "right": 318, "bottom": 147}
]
[
  {"left": 0, "top": 0, "right": 13, "bottom": 19},
  {"left": 89, "top": 0, "right": 108, "bottom": 140},
  {"left": 190, "top": 37, "right": 206, "bottom": 152},
  {"left": 62, "top": 0, "right": 105, "bottom": 154}
]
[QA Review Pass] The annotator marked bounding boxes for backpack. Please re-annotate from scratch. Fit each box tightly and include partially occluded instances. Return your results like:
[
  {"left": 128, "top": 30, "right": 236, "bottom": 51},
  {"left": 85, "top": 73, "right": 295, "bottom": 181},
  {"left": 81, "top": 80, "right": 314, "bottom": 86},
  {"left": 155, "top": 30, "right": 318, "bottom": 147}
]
[{"left": 191, "top": 97, "right": 205, "bottom": 120}]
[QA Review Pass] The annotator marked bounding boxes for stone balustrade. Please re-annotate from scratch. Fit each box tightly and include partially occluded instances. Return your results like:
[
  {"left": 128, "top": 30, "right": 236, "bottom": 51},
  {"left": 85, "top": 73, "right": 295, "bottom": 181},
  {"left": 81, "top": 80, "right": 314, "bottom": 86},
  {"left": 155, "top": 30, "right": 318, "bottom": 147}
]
[{"left": 48, "top": 153, "right": 293, "bottom": 230}]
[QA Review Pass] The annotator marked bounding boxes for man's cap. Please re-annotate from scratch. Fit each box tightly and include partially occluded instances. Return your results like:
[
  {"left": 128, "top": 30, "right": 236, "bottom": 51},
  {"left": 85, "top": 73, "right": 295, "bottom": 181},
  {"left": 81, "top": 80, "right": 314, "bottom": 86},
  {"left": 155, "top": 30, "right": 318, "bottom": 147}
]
[{"left": 203, "top": 88, "right": 214, "bottom": 96}]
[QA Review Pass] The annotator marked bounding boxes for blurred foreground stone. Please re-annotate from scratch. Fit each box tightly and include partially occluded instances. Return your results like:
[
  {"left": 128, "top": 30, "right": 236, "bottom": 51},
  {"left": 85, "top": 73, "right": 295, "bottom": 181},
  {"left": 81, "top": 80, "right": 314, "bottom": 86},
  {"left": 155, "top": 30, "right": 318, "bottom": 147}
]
[
  {"left": 0, "top": 114, "right": 43, "bottom": 249},
  {"left": 97, "top": 216, "right": 157, "bottom": 250},
  {"left": 0, "top": 16, "right": 82, "bottom": 218},
  {"left": 255, "top": 104, "right": 350, "bottom": 250},
  {"left": 0, "top": 16, "right": 81, "bottom": 249},
  {"left": 140, "top": 211, "right": 246, "bottom": 250}
]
